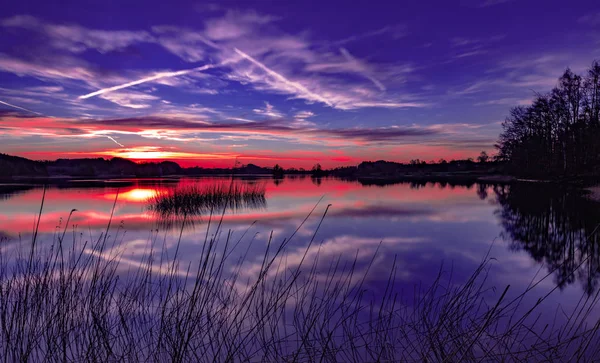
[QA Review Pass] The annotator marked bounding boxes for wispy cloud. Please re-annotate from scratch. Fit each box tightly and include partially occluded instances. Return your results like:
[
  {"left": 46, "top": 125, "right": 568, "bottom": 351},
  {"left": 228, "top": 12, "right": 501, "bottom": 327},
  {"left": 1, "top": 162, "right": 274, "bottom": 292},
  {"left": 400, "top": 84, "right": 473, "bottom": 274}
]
[
  {"left": 306, "top": 48, "right": 386, "bottom": 91},
  {"left": 253, "top": 101, "right": 283, "bottom": 118},
  {"left": 191, "top": 88, "right": 219, "bottom": 95},
  {"left": 332, "top": 25, "right": 407, "bottom": 46},
  {"left": 204, "top": 10, "right": 278, "bottom": 41},
  {"left": 234, "top": 48, "right": 334, "bottom": 107},
  {"left": 475, "top": 97, "right": 532, "bottom": 106},
  {"left": 477, "top": 0, "right": 516, "bottom": 8},
  {"left": 451, "top": 35, "right": 505, "bottom": 47},
  {"left": 0, "top": 54, "right": 125, "bottom": 86},
  {"left": 1, "top": 10, "right": 426, "bottom": 114},
  {"left": 294, "top": 110, "right": 315, "bottom": 119},
  {"left": 2, "top": 15, "right": 154, "bottom": 53},
  {"left": 453, "top": 50, "right": 488, "bottom": 59},
  {"left": 578, "top": 12, "right": 600, "bottom": 26},
  {"left": 99, "top": 91, "right": 160, "bottom": 109},
  {"left": 151, "top": 26, "right": 218, "bottom": 62},
  {"left": 0, "top": 113, "right": 492, "bottom": 147},
  {"left": 233, "top": 48, "right": 422, "bottom": 110}
]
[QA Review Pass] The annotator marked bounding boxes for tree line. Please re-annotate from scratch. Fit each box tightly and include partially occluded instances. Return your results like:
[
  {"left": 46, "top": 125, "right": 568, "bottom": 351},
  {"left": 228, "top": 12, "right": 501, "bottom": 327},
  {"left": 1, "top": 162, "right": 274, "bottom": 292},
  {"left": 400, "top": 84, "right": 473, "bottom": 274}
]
[{"left": 497, "top": 61, "right": 600, "bottom": 177}]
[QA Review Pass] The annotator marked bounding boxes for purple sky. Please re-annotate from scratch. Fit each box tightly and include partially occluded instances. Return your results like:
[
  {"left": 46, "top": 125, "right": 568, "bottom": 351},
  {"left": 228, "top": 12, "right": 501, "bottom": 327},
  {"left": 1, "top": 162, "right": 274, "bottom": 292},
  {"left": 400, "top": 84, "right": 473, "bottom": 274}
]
[{"left": 0, "top": 0, "right": 599, "bottom": 167}]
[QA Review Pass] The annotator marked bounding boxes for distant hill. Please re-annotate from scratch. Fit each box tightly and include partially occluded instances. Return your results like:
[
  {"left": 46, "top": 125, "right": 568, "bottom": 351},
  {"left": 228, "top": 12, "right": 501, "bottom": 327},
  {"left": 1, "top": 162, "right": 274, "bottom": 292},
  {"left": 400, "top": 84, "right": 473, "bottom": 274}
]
[
  {"left": 0, "top": 153, "right": 48, "bottom": 177},
  {"left": 1, "top": 154, "right": 185, "bottom": 178},
  {"left": 0, "top": 154, "right": 275, "bottom": 179},
  {"left": 0, "top": 153, "right": 504, "bottom": 180}
]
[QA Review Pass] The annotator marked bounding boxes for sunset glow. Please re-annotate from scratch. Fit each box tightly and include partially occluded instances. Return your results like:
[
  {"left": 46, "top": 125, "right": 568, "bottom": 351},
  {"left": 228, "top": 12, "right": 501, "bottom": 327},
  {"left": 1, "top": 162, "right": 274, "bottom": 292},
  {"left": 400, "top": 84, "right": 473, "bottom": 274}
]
[
  {"left": 0, "top": 2, "right": 597, "bottom": 167},
  {"left": 96, "top": 147, "right": 235, "bottom": 161},
  {"left": 3, "top": 2, "right": 600, "bottom": 360}
]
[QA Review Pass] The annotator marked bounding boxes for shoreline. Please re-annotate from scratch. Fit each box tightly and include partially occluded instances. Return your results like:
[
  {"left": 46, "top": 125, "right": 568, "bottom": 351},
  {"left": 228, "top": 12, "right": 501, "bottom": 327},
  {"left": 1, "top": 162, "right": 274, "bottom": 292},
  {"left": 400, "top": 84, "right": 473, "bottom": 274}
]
[
  {"left": 1, "top": 173, "right": 598, "bottom": 187},
  {"left": 0, "top": 173, "right": 549, "bottom": 187}
]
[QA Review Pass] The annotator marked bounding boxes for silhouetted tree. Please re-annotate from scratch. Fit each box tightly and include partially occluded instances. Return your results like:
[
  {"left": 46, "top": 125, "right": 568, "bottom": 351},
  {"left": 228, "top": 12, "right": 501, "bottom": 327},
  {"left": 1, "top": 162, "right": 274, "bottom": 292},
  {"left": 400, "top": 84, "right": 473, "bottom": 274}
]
[
  {"left": 272, "top": 164, "right": 284, "bottom": 178},
  {"left": 311, "top": 163, "right": 324, "bottom": 177},
  {"left": 497, "top": 61, "right": 600, "bottom": 177},
  {"left": 477, "top": 151, "right": 489, "bottom": 163}
]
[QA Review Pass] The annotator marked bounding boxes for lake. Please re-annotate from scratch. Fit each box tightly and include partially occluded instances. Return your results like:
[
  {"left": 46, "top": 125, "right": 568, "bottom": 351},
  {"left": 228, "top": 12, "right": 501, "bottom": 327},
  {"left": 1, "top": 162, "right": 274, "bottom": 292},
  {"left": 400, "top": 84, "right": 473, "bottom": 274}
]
[{"left": 1, "top": 176, "right": 599, "bottom": 359}]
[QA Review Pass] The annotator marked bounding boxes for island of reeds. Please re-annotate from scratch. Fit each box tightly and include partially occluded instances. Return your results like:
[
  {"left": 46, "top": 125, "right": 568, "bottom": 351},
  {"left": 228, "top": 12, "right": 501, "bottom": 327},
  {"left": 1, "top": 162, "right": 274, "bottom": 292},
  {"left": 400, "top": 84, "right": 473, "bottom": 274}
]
[{"left": 147, "top": 181, "right": 267, "bottom": 217}]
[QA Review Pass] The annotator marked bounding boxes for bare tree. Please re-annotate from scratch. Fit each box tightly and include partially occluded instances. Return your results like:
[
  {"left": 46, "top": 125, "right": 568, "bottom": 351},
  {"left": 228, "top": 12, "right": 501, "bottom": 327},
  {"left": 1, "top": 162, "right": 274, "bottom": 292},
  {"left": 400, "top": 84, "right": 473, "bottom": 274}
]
[{"left": 497, "top": 60, "right": 600, "bottom": 177}]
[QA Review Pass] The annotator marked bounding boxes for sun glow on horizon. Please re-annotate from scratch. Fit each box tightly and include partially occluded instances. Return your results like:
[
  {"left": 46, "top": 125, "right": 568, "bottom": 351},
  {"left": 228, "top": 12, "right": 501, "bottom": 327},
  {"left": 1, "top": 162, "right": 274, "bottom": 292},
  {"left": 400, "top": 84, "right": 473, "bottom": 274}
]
[{"left": 96, "top": 146, "right": 236, "bottom": 161}]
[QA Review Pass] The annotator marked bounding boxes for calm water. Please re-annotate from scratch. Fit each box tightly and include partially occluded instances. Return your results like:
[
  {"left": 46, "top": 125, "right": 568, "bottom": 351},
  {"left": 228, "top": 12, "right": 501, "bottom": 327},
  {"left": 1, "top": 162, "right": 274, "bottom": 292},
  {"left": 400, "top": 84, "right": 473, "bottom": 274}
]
[{"left": 1, "top": 177, "right": 599, "bottom": 324}]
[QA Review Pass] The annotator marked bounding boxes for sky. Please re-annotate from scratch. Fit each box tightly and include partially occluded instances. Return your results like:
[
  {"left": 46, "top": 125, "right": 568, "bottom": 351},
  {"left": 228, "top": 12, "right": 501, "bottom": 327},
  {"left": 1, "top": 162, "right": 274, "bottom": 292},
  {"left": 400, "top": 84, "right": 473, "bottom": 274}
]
[{"left": 0, "top": 0, "right": 599, "bottom": 168}]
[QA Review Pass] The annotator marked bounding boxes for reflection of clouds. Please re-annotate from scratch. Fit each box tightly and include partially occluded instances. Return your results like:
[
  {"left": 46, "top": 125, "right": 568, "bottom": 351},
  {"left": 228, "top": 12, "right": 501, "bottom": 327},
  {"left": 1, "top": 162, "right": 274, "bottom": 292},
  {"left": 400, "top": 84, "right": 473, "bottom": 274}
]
[
  {"left": 236, "top": 235, "right": 426, "bottom": 291},
  {"left": 0, "top": 200, "right": 442, "bottom": 236},
  {"left": 0, "top": 177, "right": 486, "bottom": 225},
  {"left": 2, "top": 177, "right": 594, "bottom": 331},
  {"left": 83, "top": 245, "right": 190, "bottom": 278},
  {"left": 424, "top": 206, "right": 493, "bottom": 223},
  {"left": 330, "top": 204, "right": 434, "bottom": 218}
]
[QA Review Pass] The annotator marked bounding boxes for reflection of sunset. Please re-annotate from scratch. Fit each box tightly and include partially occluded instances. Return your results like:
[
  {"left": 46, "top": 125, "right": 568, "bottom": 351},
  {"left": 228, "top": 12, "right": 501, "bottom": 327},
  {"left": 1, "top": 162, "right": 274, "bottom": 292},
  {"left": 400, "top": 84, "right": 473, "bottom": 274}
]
[
  {"left": 107, "top": 188, "right": 158, "bottom": 202},
  {"left": 0, "top": 178, "right": 494, "bottom": 236}
]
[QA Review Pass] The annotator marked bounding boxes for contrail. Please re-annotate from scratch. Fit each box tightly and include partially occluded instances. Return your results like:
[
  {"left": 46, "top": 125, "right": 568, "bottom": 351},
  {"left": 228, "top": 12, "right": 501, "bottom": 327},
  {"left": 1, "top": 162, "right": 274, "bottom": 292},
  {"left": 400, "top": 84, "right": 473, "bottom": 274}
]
[
  {"left": 0, "top": 99, "right": 44, "bottom": 115},
  {"left": 233, "top": 48, "right": 334, "bottom": 107},
  {"left": 339, "top": 48, "right": 386, "bottom": 91},
  {"left": 105, "top": 135, "right": 125, "bottom": 147},
  {"left": 79, "top": 64, "right": 218, "bottom": 99}
]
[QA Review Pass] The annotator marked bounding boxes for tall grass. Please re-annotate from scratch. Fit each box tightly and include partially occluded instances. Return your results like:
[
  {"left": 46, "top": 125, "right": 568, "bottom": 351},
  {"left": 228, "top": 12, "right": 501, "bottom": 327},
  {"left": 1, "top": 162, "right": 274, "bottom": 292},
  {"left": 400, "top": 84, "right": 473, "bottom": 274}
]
[
  {"left": 147, "top": 182, "right": 266, "bottom": 217},
  {"left": 0, "top": 189, "right": 599, "bottom": 361}
]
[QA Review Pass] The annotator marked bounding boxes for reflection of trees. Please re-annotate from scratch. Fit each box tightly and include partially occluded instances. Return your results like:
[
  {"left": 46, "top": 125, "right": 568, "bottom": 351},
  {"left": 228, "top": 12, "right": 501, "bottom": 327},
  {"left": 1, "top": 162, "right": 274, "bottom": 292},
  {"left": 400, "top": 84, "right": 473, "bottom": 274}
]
[
  {"left": 341, "top": 177, "right": 477, "bottom": 189},
  {"left": 476, "top": 183, "right": 489, "bottom": 200},
  {"left": 0, "top": 184, "right": 35, "bottom": 200},
  {"left": 494, "top": 184, "right": 600, "bottom": 294}
]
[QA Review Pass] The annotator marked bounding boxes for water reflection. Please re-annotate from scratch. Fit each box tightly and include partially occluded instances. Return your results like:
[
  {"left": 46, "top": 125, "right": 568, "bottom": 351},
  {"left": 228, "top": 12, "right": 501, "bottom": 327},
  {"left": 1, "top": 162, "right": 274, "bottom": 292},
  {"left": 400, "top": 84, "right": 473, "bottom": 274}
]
[
  {"left": 1, "top": 176, "right": 599, "bottom": 298},
  {"left": 146, "top": 181, "right": 267, "bottom": 229},
  {"left": 494, "top": 184, "right": 600, "bottom": 294},
  {"left": 111, "top": 188, "right": 159, "bottom": 202},
  {"left": 0, "top": 184, "right": 35, "bottom": 200}
]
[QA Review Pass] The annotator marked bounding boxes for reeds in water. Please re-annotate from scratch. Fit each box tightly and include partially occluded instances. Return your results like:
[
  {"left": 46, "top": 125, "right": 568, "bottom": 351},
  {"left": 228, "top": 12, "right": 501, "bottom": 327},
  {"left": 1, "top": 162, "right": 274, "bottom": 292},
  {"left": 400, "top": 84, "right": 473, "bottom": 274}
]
[
  {"left": 0, "top": 192, "right": 599, "bottom": 361},
  {"left": 147, "top": 181, "right": 266, "bottom": 218}
]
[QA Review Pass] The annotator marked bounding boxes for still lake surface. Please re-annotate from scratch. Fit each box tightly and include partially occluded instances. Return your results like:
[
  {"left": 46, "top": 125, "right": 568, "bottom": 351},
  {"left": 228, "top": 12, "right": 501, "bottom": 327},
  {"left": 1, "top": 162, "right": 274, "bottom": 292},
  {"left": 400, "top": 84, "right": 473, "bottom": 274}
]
[{"left": 1, "top": 176, "right": 599, "bottom": 325}]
